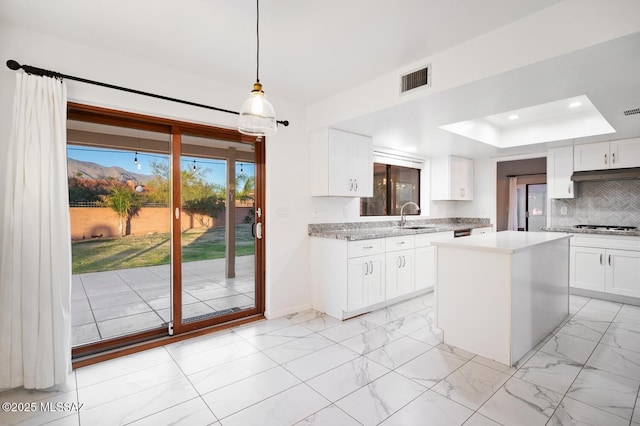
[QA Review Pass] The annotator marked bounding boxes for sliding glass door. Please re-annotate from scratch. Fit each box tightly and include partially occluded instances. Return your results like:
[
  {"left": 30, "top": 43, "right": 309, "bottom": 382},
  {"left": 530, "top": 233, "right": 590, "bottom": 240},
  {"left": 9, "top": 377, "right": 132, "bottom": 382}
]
[{"left": 67, "top": 104, "right": 264, "bottom": 357}]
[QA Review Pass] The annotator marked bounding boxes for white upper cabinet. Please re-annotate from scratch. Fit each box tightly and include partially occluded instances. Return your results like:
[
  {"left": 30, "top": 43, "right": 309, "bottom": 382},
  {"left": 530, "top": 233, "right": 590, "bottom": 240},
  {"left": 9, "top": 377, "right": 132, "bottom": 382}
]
[
  {"left": 431, "top": 155, "right": 473, "bottom": 200},
  {"left": 574, "top": 138, "right": 640, "bottom": 171},
  {"left": 547, "top": 146, "right": 575, "bottom": 199},
  {"left": 310, "top": 128, "right": 373, "bottom": 197}
]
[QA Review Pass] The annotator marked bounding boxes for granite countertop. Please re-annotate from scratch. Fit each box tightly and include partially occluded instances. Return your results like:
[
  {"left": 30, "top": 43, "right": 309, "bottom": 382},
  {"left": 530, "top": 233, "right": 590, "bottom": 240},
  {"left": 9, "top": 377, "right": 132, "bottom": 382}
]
[
  {"left": 309, "top": 218, "right": 492, "bottom": 241},
  {"left": 542, "top": 226, "right": 640, "bottom": 237}
]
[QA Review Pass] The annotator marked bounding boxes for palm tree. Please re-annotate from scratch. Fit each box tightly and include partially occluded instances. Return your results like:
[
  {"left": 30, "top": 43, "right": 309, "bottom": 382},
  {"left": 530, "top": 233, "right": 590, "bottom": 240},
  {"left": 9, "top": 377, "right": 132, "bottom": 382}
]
[{"left": 103, "top": 184, "right": 141, "bottom": 237}]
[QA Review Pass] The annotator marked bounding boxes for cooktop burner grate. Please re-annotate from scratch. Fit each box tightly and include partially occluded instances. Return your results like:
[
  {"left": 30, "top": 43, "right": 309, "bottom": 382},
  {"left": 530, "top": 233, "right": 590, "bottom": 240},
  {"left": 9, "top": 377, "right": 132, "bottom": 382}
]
[{"left": 575, "top": 224, "right": 638, "bottom": 231}]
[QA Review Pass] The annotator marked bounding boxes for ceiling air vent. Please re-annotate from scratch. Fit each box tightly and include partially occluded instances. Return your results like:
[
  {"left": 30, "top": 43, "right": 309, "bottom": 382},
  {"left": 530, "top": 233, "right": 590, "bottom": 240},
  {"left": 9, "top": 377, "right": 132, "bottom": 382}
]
[
  {"left": 624, "top": 107, "right": 640, "bottom": 116},
  {"left": 400, "top": 65, "right": 431, "bottom": 94}
]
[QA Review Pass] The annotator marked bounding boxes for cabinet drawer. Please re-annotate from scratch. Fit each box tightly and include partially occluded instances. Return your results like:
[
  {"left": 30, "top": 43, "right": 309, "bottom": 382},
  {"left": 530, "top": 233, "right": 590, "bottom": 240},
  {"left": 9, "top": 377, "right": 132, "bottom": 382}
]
[
  {"left": 415, "top": 231, "right": 454, "bottom": 248},
  {"left": 386, "top": 235, "right": 415, "bottom": 252},
  {"left": 348, "top": 238, "right": 385, "bottom": 258},
  {"left": 571, "top": 233, "right": 640, "bottom": 250}
]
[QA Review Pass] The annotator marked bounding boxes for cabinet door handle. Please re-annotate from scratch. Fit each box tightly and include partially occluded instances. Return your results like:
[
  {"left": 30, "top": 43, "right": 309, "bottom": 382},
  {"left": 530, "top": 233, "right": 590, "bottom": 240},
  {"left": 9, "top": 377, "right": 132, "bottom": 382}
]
[
  {"left": 568, "top": 185, "right": 571, "bottom": 194},
  {"left": 397, "top": 256, "right": 401, "bottom": 268},
  {"left": 402, "top": 255, "right": 406, "bottom": 268},
  {"left": 608, "top": 254, "right": 611, "bottom": 266},
  {"left": 604, "top": 153, "right": 608, "bottom": 165},
  {"left": 364, "top": 262, "right": 369, "bottom": 276},
  {"left": 612, "top": 152, "right": 616, "bottom": 164},
  {"left": 369, "top": 261, "right": 373, "bottom": 274},
  {"left": 363, "top": 245, "right": 373, "bottom": 249},
  {"left": 600, "top": 253, "right": 603, "bottom": 265},
  {"left": 397, "top": 241, "right": 405, "bottom": 245},
  {"left": 354, "top": 179, "right": 358, "bottom": 192},
  {"left": 349, "top": 179, "right": 354, "bottom": 191}
]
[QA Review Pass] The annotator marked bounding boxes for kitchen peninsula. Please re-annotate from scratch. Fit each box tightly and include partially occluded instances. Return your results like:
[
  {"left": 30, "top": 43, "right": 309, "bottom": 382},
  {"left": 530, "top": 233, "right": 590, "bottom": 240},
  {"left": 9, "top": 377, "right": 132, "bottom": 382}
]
[
  {"left": 309, "top": 218, "right": 492, "bottom": 320},
  {"left": 433, "top": 231, "right": 572, "bottom": 366}
]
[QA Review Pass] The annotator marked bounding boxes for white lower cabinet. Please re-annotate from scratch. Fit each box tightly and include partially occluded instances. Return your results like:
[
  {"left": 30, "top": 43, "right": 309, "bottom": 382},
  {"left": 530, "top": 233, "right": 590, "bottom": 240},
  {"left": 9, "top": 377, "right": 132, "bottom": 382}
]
[
  {"left": 570, "top": 234, "right": 640, "bottom": 298},
  {"left": 385, "top": 235, "right": 415, "bottom": 299},
  {"left": 347, "top": 254, "right": 385, "bottom": 311},
  {"left": 311, "top": 230, "right": 455, "bottom": 320}
]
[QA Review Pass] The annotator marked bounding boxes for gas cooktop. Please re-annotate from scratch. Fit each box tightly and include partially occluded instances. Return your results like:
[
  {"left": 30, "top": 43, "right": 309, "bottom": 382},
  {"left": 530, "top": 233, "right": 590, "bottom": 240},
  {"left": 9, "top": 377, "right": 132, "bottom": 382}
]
[{"left": 574, "top": 224, "right": 638, "bottom": 231}]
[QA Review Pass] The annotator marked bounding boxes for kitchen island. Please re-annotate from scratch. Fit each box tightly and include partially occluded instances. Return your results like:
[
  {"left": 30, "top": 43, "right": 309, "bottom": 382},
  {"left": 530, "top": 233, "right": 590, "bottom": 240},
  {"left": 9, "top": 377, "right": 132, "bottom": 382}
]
[{"left": 432, "top": 231, "right": 571, "bottom": 366}]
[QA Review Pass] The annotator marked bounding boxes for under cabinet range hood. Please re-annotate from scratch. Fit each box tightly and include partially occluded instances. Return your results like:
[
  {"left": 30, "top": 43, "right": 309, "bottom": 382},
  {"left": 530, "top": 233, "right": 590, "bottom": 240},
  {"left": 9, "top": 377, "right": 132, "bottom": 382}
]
[{"left": 571, "top": 167, "right": 640, "bottom": 182}]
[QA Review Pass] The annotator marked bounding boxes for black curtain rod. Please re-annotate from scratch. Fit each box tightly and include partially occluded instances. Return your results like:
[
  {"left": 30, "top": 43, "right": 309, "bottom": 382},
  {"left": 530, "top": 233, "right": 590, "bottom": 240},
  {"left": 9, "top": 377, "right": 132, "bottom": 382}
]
[{"left": 5, "top": 59, "right": 290, "bottom": 127}]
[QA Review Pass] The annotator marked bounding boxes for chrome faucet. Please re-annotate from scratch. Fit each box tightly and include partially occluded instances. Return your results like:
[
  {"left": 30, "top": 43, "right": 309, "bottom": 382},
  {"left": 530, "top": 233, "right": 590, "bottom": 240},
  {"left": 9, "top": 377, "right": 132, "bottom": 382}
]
[{"left": 400, "top": 201, "right": 421, "bottom": 227}]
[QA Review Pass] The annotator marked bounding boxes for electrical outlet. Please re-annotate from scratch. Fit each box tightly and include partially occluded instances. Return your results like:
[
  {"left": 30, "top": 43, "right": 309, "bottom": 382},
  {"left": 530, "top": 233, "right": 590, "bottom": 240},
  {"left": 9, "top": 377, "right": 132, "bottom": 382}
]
[{"left": 560, "top": 206, "right": 567, "bottom": 216}]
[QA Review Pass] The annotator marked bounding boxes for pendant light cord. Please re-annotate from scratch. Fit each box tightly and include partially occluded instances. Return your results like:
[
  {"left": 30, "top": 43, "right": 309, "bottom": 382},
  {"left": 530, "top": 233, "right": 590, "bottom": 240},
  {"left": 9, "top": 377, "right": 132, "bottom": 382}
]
[{"left": 256, "top": 0, "right": 260, "bottom": 84}]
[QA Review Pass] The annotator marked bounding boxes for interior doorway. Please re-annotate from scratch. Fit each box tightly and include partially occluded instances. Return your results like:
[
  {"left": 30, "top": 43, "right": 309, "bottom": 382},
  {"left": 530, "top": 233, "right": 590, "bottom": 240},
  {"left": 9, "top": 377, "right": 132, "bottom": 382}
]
[
  {"left": 516, "top": 183, "right": 547, "bottom": 231},
  {"left": 496, "top": 157, "right": 547, "bottom": 231}
]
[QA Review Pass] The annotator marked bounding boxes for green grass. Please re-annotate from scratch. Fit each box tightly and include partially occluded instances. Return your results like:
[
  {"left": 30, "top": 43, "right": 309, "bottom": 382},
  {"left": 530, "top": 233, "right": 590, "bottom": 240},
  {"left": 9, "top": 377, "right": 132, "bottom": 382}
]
[{"left": 72, "top": 224, "right": 255, "bottom": 274}]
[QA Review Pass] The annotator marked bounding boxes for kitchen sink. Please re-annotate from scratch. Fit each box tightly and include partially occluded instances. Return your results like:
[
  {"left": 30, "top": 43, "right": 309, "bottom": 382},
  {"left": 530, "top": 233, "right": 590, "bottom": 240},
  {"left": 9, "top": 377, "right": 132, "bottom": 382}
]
[{"left": 399, "top": 225, "right": 435, "bottom": 230}]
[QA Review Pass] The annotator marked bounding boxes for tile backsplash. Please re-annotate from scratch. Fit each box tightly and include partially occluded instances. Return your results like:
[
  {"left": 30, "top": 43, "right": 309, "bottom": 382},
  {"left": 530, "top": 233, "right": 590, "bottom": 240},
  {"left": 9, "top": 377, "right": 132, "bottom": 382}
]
[{"left": 550, "top": 180, "right": 640, "bottom": 227}]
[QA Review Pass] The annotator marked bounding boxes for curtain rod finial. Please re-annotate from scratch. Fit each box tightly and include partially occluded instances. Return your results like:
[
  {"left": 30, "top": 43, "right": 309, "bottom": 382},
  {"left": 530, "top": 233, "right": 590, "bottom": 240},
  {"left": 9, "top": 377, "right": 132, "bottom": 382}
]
[{"left": 6, "top": 60, "right": 21, "bottom": 70}]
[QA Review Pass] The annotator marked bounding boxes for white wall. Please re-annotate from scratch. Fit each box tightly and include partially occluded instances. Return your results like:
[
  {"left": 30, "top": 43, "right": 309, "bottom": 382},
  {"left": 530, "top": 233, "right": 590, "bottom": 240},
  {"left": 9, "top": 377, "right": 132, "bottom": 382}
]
[{"left": 0, "top": 24, "right": 311, "bottom": 319}]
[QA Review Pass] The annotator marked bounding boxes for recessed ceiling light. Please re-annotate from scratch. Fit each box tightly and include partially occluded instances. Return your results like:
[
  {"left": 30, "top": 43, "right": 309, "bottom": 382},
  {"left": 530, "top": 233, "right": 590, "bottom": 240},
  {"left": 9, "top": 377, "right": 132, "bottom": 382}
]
[
  {"left": 569, "top": 101, "right": 582, "bottom": 108},
  {"left": 508, "top": 114, "right": 519, "bottom": 120}
]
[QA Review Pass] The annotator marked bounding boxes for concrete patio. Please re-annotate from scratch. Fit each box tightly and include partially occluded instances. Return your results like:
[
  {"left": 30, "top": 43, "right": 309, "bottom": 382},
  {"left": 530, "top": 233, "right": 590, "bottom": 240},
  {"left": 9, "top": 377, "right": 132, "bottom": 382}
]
[{"left": 71, "top": 255, "right": 256, "bottom": 346}]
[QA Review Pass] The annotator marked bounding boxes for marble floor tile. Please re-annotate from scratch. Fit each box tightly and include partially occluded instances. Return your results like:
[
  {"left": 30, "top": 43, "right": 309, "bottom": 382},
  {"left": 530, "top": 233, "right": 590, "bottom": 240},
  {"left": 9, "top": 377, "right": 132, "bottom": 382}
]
[
  {"left": 436, "top": 342, "right": 476, "bottom": 360},
  {"left": 358, "top": 306, "right": 411, "bottom": 326},
  {"left": 165, "top": 329, "right": 243, "bottom": 359},
  {"left": 294, "top": 404, "right": 360, "bottom": 426},
  {"left": 334, "top": 371, "right": 426, "bottom": 426},
  {"left": 600, "top": 322, "right": 640, "bottom": 353},
  {"left": 566, "top": 367, "right": 639, "bottom": 420},
  {"left": 221, "top": 384, "right": 330, "bottom": 426},
  {"left": 306, "top": 356, "right": 389, "bottom": 402},
  {"left": 76, "top": 347, "right": 173, "bottom": 388},
  {"left": 404, "top": 322, "right": 443, "bottom": 346},
  {"left": 231, "top": 317, "right": 294, "bottom": 339},
  {"left": 395, "top": 347, "right": 468, "bottom": 388},
  {"left": 172, "top": 340, "right": 259, "bottom": 376},
  {"left": 282, "top": 344, "right": 360, "bottom": 381},
  {"left": 555, "top": 318, "right": 610, "bottom": 342},
  {"left": 390, "top": 293, "right": 434, "bottom": 312},
  {"left": 202, "top": 366, "right": 301, "bottom": 419},
  {"left": 0, "top": 389, "right": 80, "bottom": 426},
  {"left": 569, "top": 295, "right": 590, "bottom": 314},
  {"left": 586, "top": 343, "right": 640, "bottom": 381},
  {"left": 633, "top": 396, "right": 640, "bottom": 424},
  {"left": 262, "top": 334, "right": 335, "bottom": 365},
  {"left": 78, "top": 361, "right": 184, "bottom": 408},
  {"left": 539, "top": 332, "right": 598, "bottom": 364},
  {"left": 431, "top": 360, "right": 511, "bottom": 410},
  {"left": 471, "top": 355, "right": 517, "bottom": 375},
  {"left": 187, "top": 352, "right": 277, "bottom": 395},
  {"left": 318, "top": 318, "right": 378, "bottom": 343},
  {"left": 365, "top": 335, "right": 433, "bottom": 369},
  {"left": 478, "top": 376, "right": 563, "bottom": 426},
  {"left": 463, "top": 413, "right": 502, "bottom": 425},
  {"left": 339, "top": 325, "right": 404, "bottom": 355},
  {"left": 514, "top": 351, "right": 583, "bottom": 395},
  {"left": 548, "top": 396, "right": 629, "bottom": 426},
  {"left": 244, "top": 324, "right": 315, "bottom": 351},
  {"left": 387, "top": 311, "right": 434, "bottom": 335},
  {"left": 380, "top": 390, "right": 473, "bottom": 426},
  {"left": 79, "top": 377, "right": 199, "bottom": 426},
  {"left": 126, "top": 397, "right": 217, "bottom": 426},
  {"left": 284, "top": 309, "right": 327, "bottom": 324},
  {"left": 298, "top": 314, "right": 343, "bottom": 332}
]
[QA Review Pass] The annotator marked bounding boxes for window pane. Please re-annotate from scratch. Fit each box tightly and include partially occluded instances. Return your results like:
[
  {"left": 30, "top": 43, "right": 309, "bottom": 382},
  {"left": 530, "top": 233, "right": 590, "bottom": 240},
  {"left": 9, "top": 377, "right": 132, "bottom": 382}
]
[
  {"left": 389, "top": 166, "right": 420, "bottom": 216},
  {"left": 360, "top": 163, "right": 420, "bottom": 216},
  {"left": 360, "top": 163, "right": 387, "bottom": 216}
]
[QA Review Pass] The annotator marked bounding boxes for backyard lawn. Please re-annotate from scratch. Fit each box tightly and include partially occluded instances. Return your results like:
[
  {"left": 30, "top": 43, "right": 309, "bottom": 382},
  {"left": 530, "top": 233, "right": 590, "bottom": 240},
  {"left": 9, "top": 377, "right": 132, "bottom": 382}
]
[{"left": 72, "top": 224, "right": 255, "bottom": 274}]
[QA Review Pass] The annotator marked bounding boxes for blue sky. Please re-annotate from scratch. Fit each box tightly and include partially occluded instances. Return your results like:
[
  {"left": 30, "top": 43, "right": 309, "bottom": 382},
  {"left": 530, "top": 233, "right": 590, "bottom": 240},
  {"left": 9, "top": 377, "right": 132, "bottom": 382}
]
[{"left": 67, "top": 146, "right": 254, "bottom": 185}]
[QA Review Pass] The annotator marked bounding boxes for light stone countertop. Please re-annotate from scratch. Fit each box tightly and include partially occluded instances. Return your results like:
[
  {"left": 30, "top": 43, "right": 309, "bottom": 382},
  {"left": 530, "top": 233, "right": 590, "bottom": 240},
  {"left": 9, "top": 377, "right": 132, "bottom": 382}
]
[
  {"left": 431, "top": 230, "right": 572, "bottom": 254},
  {"left": 542, "top": 226, "right": 640, "bottom": 237},
  {"left": 308, "top": 218, "right": 491, "bottom": 241}
]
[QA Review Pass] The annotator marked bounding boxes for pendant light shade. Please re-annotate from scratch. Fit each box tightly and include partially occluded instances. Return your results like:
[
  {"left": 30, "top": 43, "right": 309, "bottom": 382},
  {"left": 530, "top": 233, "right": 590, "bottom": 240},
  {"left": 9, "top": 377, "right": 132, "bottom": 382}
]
[
  {"left": 238, "top": 0, "right": 278, "bottom": 137},
  {"left": 238, "top": 82, "right": 277, "bottom": 136}
]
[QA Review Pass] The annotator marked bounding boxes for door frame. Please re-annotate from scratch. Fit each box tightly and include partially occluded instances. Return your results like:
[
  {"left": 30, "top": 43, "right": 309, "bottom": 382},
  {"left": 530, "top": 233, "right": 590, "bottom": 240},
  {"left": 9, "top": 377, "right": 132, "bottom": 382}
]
[{"left": 68, "top": 102, "right": 266, "bottom": 359}]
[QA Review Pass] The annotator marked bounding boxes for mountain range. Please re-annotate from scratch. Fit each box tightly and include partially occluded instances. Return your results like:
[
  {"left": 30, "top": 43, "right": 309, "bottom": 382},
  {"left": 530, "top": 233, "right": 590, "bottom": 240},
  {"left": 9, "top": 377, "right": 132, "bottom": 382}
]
[{"left": 67, "top": 158, "right": 153, "bottom": 183}]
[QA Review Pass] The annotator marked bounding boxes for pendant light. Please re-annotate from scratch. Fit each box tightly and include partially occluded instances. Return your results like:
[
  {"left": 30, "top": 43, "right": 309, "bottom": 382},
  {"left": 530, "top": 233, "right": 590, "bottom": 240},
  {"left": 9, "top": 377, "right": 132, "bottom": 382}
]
[{"left": 238, "top": 0, "right": 277, "bottom": 137}]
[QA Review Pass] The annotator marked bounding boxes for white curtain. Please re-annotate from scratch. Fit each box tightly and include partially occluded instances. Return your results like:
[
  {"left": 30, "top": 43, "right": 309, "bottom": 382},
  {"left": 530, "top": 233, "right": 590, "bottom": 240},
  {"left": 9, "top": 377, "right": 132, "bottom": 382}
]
[
  {"left": 507, "top": 176, "right": 518, "bottom": 231},
  {"left": 0, "top": 73, "right": 71, "bottom": 389}
]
